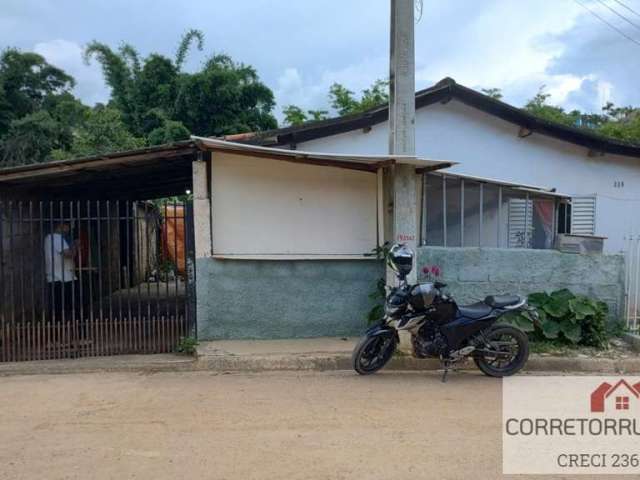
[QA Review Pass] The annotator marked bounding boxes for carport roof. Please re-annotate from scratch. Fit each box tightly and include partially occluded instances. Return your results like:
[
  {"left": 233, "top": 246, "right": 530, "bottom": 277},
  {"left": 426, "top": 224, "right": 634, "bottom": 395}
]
[
  {"left": 191, "top": 136, "right": 455, "bottom": 172},
  {"left": 0, "top": 141, "right": 198, "bottom": 199},
  {"left": 0, "top": 138, "right": 454, "bottom": 199}
]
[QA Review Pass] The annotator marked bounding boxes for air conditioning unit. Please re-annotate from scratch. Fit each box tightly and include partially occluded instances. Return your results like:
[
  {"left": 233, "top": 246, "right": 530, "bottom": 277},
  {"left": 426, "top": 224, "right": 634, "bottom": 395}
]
[{"left": 555, "top": 234, "right": 605, "bottom": 254}]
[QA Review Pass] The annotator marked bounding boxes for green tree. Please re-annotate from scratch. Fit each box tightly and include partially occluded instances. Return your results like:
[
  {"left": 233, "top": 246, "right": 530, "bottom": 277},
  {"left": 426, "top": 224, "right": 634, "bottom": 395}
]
[
  {"left": 147, "top": 119, "right": 191, "bottom": 145},
  {"left": 523, "top": 86, "right": 576, "bottom": 126},
  {"left": 0, "top": 111, "right": 71, "bottom": 166},
  {"left": 173, "top": 54, "right": 276, "bottom": 136},
  {"left": 54, "top": 105, "right": 144, "bottom": 160},
  {"left": 481, "top": 87, "right": 503, "bottom": 100},
  {"left": 308, "top": 109, "right": 329, "bottom": 121},
  {"left": 0, "top": 48, "right": 75, "bottom": 137},
  {"left": 329, "top": 79, "right": 389, "bottom": 115},
  {"left": 0, "top": 49, "right": 82, "bottom": 165},
  {"left": 329, "top": 83, "right": 359, "bottom": 115},
  {"left": 282, "top": 105, "right": 329, "bottom": 126},
  {"left": 85, "top": 29, "right": 276, "bottom": 138},
  {"left": 84, "top": 29, "right": 203, "bottom": 135},
  {"left": 283, "top": 105, "right": 307, "bottom": 126}
]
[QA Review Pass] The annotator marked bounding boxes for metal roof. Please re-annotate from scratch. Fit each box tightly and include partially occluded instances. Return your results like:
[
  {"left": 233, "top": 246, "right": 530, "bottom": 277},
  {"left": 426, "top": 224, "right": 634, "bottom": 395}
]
[
  {"left": 192, "top": 136, "right": 455, "bottom": 172},
  {"left": 427, "top": 170, "right": 570, "bottom": 198},
  {"left": 0, "top": 137, "right": 455, "bottom": 200},
  {"left": 0, "top": 142, "right": 197, "bottom": 199}
]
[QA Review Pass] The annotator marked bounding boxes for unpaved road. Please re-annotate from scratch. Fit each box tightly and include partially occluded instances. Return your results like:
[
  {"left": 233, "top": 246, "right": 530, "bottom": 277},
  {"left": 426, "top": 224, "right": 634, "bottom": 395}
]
[{"left": 0, "top": 370, "right": 600, "bottom": 480}]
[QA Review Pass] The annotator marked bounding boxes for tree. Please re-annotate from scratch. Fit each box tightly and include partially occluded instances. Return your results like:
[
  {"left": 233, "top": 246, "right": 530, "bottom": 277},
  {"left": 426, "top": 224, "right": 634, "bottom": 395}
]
[
  {"left": 0, "top": 49, "right": 82, "bottom": 165},
  {"left": 84, "top": 30, "right": 203, "bottom": 136},
  {"left": 283, "top": 105, "right": 307, "bottom": 126},
  {"left": 481, "top": 87, "right": 503, "bottom": 100},
  {"left": 357, "top": 79, "right": 390, "bottom": 111},
  {"left": 53, "top": 105, "right": 144, "bottom": 160},
  {"left": 283, "top": 79, "right": 389, "bottom": 126},
  {"left": 282, "top": 105, "right": 329, "bottom": 126},
  {"left": 0, "top": 111, "right": 71, "bottom": 166},
  {"left": 308, "top": 109, "right": 329, "bottom": 121},
  {"left": 329, "top": 83, "right": 359, "bottom": 115},
  {"left": 147, "top": 119, "right": 191, "bottom": 145},
  {"left": 0, "top": 48, "right": 75, "bottom": 137},
  {"left": 173, "top": 54, "right": 276, "bottom": 136},
  {"left": 523, "top": 86, "right": 576, "bottom": 126},
  {"left": 85, "top": 30, "right": 276, "bottom": 138}
]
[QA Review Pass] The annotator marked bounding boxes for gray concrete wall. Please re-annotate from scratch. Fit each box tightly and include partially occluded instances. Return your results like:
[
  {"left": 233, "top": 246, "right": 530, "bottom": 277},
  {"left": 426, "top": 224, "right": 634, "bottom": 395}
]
[
  {"left": 196, "top": 258, "right": 384, "bottom": 339},
  {"left": 417, "top": 247, "right": 625, "bottom": 320}
]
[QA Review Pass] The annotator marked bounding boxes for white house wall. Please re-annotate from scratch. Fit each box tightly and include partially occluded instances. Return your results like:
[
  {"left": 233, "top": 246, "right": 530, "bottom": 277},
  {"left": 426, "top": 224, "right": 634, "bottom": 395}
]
[
  {"left": 210, "top": 152, "right": 378, "bottom": 256},
  {"left": 298, "top": 100, "right": 640, "bottom": 252}
]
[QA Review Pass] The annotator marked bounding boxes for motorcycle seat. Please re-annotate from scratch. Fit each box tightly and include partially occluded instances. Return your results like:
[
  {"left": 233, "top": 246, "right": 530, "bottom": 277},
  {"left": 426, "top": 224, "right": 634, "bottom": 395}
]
[
  {"left": 484, "top": 295, "right": 522, "bottom": 308},
  {"left": 457, "top": 302, "right": 493, "bottom": 319}
]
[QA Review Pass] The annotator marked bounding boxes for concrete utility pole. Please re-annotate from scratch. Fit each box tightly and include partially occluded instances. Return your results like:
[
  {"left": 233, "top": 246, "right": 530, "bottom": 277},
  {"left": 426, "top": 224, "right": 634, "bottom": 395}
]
[{"left": 389, "top": 0, "right": 417, "bottom": 284}]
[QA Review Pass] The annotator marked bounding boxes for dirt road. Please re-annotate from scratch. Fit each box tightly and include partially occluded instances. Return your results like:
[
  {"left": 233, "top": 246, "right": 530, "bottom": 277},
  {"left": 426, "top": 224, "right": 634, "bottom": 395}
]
[{"left": 0, "top": 370, "right": 599, "bottom": 480}]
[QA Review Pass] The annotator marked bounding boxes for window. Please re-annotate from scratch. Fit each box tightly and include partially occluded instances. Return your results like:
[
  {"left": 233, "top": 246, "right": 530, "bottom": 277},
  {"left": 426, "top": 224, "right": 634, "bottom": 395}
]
[
  {"left": 558, "top": 202, "right": 571, "bottom": 234},
  {"left": 422, "top": 173, "right": 563, "bottom": 250},
  {"left": 570, "top": 196, "right": 597, "bottom": 236},
  {"left": 616, "top": 396, "right": 630, "bottom": 410}
]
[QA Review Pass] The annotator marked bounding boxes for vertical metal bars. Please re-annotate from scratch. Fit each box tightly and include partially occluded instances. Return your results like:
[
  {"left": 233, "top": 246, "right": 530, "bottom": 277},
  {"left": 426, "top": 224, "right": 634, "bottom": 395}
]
[{"left": 0, "top": 199, "right": 194, "bottom": 362}]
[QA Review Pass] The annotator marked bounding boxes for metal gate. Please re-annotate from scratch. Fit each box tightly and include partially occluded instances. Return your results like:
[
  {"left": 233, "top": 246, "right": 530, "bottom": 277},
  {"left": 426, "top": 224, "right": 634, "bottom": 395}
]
[
  {"left": 625, "top": 235, "right": 640, "bottom": 334},
  {"left": 0, "top": 200, "right": 196, "bottom": 362}
]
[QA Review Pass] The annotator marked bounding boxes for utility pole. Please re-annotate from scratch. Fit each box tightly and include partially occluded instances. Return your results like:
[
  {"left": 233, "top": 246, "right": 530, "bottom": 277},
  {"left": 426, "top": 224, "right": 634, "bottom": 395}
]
[{"left": 389, "top": 0, "right": 417, "bottom": 284}]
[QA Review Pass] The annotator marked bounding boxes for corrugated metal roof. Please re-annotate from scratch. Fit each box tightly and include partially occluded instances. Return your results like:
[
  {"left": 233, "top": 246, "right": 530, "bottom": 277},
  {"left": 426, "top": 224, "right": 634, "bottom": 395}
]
[{"left": 192, "top": 136, "right": 456, "bottom": 171}]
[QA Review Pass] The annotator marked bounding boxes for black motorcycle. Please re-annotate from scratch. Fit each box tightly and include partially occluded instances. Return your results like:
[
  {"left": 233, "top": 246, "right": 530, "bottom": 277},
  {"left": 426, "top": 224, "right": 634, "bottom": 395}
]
[{"left": 352, "top": 244, "right": 532, "bottom": 381}]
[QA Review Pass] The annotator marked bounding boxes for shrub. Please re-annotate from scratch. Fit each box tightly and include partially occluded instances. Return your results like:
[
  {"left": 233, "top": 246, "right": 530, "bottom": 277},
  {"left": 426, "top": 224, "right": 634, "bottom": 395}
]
[
  {"left": 505, "top": 288, "right": 609, "bottom": 348},
  {"left": 176, "top": 336, "right": 198, "bottom": 355}
]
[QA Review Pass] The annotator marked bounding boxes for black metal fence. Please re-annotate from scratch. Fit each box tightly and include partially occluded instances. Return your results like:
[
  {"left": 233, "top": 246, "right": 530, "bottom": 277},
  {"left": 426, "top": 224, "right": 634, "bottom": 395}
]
[{"left": 0, "top": 200, "right": 195, "bottom": 362}]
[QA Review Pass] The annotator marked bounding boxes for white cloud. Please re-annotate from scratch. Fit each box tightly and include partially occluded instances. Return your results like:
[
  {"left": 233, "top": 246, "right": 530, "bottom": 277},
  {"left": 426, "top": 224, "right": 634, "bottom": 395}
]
[
  {"left": 2, "top": 0, "right": 635, "bottom": 122},
  {"left": 33, "top": 39, "right": 109, "bottom": 105}
]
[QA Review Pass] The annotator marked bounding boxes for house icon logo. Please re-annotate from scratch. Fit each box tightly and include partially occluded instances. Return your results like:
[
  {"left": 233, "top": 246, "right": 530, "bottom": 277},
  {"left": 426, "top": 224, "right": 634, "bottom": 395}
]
[{"left": 590, "top": 379, "right": 640, "bottom": 413}]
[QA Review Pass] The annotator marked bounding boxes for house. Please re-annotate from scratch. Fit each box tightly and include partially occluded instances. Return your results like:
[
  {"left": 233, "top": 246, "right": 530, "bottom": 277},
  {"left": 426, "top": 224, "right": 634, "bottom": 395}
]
[
  {"left": 591, "top": 379, "right": 640, "bottom": 413},
  {"left": 0, "top": 134, "right": 626, "bottom": 352},
  {"left": 238, "top": 77, "right": 640, "bottom": 254}
]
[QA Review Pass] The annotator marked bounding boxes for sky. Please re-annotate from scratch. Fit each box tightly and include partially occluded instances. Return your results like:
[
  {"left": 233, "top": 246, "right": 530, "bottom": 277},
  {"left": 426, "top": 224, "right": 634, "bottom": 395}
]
[{"left": 2, "top": 0, "right": 639, "bottom": 122}]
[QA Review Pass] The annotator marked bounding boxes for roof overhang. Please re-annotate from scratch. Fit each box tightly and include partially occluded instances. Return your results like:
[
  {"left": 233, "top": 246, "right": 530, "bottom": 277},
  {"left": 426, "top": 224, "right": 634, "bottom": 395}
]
[
  {"left": 192, "top": 136, "right": 455, "bottom": 172},
  {"left": 0, "top": 142, "right": 197, "bottom": 199},
  {"left": 427, "top": 170, "right": 570, "bottom": 199}
]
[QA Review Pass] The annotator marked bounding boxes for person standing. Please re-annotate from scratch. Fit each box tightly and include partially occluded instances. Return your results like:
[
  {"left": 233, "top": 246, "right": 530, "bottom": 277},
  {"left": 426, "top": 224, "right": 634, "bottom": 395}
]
[{"left": 44, "top": 221, "right": 77, "bottom": 322}]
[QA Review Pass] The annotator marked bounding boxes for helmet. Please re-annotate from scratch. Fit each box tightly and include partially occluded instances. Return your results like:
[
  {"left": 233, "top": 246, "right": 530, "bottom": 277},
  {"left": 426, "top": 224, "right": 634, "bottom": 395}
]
[
  {"left": 409, "top": 283, "right": 437, "bottom": 310},
  {"left": 388, "top": 243, "right": 414, "bottom": 278}
]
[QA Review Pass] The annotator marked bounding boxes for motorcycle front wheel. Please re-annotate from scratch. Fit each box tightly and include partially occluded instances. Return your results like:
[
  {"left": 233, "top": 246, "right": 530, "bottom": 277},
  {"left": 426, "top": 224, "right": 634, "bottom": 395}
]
[
  {"left": 474, "top": 324, "right": 529, "bottom": 378},
  {"left": 352, "top": 334, "right": 396, "bottom": 375}
]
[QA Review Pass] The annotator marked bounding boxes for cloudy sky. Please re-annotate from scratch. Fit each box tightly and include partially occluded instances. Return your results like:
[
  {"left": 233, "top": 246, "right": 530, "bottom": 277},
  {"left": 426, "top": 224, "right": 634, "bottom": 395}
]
[{"left": 2, "top": 0, "right": 638, "bottom": 122}]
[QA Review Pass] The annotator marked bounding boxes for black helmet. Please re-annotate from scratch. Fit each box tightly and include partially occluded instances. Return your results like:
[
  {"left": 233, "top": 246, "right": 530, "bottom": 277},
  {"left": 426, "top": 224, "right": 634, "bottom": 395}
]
[{"left": 388, "top": 243, "right": 414, "bottom": 277}]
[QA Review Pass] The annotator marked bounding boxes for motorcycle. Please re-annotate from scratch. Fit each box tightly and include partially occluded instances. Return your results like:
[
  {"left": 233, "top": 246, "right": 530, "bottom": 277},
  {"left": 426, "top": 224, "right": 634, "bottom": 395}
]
[{"left": 352, "top": 244, "right": 533, "bottom": 381}]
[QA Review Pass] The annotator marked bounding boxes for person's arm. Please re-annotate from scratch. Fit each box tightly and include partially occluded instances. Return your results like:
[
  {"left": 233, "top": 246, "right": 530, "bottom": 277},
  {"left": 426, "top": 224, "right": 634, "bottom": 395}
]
[
  {"left": 62, "top": 243, "right": 77, "bottom": 258},
  {"left": 58, "top": 236, "right": 77, "bottom": 258}
]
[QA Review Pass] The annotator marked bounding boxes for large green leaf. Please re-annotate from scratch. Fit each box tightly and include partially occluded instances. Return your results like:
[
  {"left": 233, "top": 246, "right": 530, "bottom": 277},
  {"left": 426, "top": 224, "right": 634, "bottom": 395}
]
[
  {"left": 568, "top": 298, "right": 596, "bottom": 320},
  {"left": 541, "top": 320, "right": 561, "bottom": 339},
  {"left": 514, "top": 313, "right": 536, "bottom": 332},
  {"left": 527, "top": 292, "right": 550, "bottom": 308},
  {"left": 543, "top": 297, "right": 570, "bottom": 318},
  {"left": 550, "top": 288, "right": 575, "bottom": 303},
  {"left": 560, "top": 320, "right": 582, "bottom": 343}
]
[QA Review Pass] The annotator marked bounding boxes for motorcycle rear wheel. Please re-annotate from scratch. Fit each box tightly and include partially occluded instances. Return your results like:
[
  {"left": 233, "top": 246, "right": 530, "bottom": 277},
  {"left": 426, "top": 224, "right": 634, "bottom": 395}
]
[
  {"left": 474, "top": 325, "right": 529, "bottom": 378},
  {"left": 352, "top": 334, "right": 396, "bottom": 375}
]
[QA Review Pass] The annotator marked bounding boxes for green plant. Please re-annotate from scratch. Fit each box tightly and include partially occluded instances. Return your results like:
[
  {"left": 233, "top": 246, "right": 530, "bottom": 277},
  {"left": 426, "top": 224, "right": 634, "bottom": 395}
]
[
  {"left": 504, "top": 288, "right": 609, "bottom": 348},
  {"left": 365, "top": 242, "right": 391, "bottom": 325},
  {"left": 607, "top": 320, "right": 628, "bottom": 338},
  {"left": 176, "top": 336, "right": 198, "bottom": 355}
]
